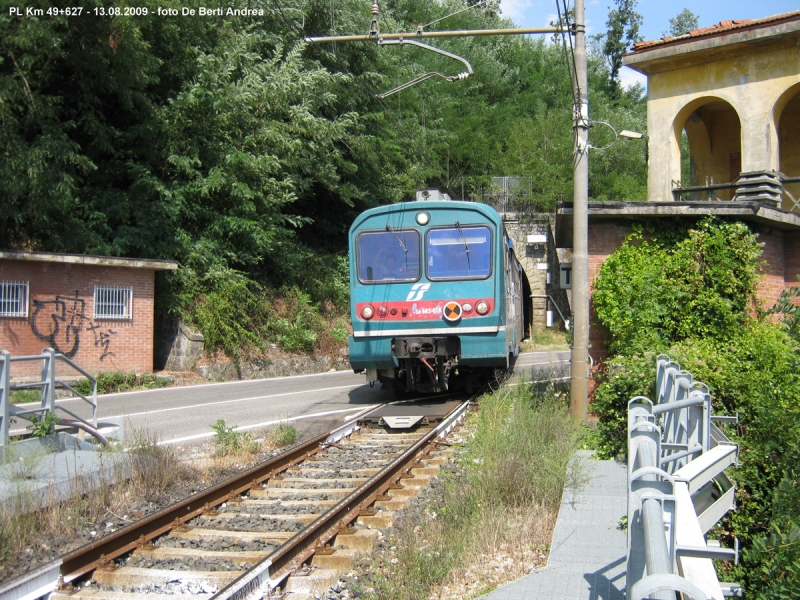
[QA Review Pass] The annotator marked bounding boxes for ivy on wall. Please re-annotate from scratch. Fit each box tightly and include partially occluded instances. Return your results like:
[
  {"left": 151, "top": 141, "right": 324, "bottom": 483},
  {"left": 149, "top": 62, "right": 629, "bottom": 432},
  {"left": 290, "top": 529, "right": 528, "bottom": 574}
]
[{"left": 589, "top": 216, "right": 800, "bottom": 596}]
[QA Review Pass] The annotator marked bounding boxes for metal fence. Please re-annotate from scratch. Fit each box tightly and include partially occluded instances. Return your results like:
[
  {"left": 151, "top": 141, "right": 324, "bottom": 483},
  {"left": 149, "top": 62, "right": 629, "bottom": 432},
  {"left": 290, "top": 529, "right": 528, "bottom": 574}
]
[
  {"left": 0, "top": 348, "right": 98, "bottom": 447},
  {"left": 672, "top": 170, "right": 800, "bottom": 213},
  {"left": 627, "top": 355, "right": 741, "bottom": 600}
]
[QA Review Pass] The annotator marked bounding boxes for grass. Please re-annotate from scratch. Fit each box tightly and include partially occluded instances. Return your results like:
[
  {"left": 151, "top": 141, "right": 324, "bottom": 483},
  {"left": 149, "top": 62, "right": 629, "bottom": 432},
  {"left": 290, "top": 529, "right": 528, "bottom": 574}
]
[
  {"left": 0, "top": 427, "right": 194, "bottom": 581},
  {"left": 10, "top": 389, "right": 40, "bottom": 404},
  {"left": 211, "top": 420, "right": 259, "bottom": 457},
  {"left": 355, "top": 382, "right": 581, "bottom": 600},
  {"left": 73, "top": 371, "right": 171, "bottom": 396},
  {"left": 266, "top": 423, "right": 298, "bottom": 448},
  {"left": 521, "top": 328, "right": 570, "bottom": 351}
]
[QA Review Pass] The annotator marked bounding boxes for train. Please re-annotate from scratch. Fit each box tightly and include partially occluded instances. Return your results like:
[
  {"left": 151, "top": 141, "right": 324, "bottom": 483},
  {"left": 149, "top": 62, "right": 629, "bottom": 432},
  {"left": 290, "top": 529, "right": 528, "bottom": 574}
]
[{"left": 348, "top": 190, "right": 526, "bottom": 394}]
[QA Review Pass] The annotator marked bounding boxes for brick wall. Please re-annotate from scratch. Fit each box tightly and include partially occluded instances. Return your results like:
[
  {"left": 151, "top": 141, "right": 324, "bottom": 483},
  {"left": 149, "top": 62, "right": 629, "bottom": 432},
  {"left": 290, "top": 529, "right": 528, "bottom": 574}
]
[
  {"left": 588, "top": 221, "right": 632, "bottom": 367},
  {"left": 0, "top": 259, "right": 155, "bottom": 378},
  {"left": 786, "top": 231, "right": 800, "bottom": 290},
  {"left": 756, "top": 229, "right": 786, "bottom": 311}
]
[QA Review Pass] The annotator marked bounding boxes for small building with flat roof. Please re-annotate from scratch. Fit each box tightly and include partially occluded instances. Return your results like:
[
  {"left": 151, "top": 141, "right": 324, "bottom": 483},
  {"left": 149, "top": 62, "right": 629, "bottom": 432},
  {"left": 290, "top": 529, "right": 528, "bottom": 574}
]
[{"left": 0, "top": 251, "right": 178, "bottom": 377}]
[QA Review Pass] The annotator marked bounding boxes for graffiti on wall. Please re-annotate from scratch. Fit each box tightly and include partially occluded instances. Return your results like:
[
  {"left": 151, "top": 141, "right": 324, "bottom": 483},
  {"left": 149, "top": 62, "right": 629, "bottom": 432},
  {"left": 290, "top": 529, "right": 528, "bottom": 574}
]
[
  {"left": 30, "top": 296, "right": 87, "bottom": 358},
  {"left": 88, "top": 323, "right": 117, "bottom": 361},
  {"left": 29, "top": 295, "right": 118, "bottom": 361}
]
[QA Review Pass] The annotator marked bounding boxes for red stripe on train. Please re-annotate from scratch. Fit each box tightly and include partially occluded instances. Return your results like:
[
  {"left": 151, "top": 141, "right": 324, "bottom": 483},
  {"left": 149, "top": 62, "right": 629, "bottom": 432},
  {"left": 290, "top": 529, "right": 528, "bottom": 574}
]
[{"left": 355, "top": 299, "right": 494, "bottom": 321}]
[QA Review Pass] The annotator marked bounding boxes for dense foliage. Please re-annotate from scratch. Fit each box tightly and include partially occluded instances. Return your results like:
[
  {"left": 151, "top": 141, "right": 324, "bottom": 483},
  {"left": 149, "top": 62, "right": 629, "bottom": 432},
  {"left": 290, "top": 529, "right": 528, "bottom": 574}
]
[
  {"left": 1, "top": 0, "right": 646, "bottom": 357},
  {"left": 591, "top": 217, "right": 800, "bottom": 597}
]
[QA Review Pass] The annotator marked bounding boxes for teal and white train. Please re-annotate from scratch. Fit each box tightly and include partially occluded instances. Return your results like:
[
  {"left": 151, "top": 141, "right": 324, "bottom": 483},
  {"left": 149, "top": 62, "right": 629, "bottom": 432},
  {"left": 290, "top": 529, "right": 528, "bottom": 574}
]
[{"left": 348, "top": 191, "right": 526, "bottom": 394}]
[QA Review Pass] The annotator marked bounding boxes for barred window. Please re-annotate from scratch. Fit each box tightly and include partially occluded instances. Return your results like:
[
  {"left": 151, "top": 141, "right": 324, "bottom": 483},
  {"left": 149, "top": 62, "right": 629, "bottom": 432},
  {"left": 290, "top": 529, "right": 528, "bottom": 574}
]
[
  {"left": 0, "top": 281, "right": 29, "bottom": 317},
  {"left": 93, "top": 285, "right": 133, "bottom": 319}
]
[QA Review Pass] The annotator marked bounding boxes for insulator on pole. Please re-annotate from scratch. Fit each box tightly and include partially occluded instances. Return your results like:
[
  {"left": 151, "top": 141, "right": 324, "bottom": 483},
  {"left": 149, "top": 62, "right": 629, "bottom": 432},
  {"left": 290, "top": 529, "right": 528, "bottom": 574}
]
[{"left": 369, "top": 2, "right": 380, "bottom": 39}]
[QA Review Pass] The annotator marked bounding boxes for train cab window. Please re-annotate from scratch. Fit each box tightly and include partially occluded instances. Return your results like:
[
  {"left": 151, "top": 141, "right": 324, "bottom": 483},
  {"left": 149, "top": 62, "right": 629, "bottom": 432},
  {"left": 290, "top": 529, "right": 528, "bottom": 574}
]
[
  {"left": 356, "top": 229, "right": 421, "bottom": 283},
  {"left": 426, "top": 225, "right": 492, "bottom": 280}
]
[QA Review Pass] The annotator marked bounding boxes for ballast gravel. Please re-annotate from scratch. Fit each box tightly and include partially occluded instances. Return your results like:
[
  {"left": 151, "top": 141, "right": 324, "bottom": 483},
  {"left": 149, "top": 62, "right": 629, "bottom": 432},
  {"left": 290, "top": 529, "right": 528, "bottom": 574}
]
[
  {"left": 191, "top": 515, "right": 305, "bottom": 532},
  {"left": 156, "top": 534, "right": 280, "bottom": 553},
  {"left": 124, "top": 554, "right": 246, "bottom": 571},
  {"left": 221, "top": 502, "right": 319, "bottom": 515}
]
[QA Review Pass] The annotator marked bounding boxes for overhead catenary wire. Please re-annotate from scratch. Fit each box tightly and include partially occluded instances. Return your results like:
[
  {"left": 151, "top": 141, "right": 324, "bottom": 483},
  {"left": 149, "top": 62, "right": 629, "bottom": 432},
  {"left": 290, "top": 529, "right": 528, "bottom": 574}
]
[{"left": 422, "top": 0, "right": 492, "bottom": 30}]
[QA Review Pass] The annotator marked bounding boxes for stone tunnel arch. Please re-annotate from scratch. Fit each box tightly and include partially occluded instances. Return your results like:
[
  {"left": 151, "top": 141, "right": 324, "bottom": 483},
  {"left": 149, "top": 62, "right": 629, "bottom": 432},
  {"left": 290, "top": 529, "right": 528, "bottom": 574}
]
[
  {"left": 503, "top": 217, "right": 567, "bottom": 338},
  {"left": 673, "top": 97, "right": 742, "bottom": 199},
  {"left": 774, "top": 82, "right": 800, "bottom": 212}
]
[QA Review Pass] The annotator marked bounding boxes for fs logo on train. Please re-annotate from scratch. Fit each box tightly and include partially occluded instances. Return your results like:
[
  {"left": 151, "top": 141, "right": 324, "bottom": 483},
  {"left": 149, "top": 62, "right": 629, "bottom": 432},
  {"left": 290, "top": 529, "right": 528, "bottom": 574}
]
[{"left": 406, "top": 283, "right": 431, "bottom": 301}]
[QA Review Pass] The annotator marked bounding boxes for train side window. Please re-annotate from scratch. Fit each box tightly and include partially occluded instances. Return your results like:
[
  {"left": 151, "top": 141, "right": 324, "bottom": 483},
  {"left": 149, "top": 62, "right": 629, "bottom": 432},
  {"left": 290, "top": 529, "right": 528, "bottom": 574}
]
[
  {"left": 356, "top": 229, "right": 421, "bottom": 283},
  {"left": 426, "top": 226, "right": 492, "bottom": 280}
]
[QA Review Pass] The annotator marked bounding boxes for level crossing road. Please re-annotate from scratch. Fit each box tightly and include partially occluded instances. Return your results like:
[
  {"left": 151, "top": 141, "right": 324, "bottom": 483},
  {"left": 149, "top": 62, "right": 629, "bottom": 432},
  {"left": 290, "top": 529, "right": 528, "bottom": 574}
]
[{"left": 9, "top": 350, "right": 570, "bottom": 445}]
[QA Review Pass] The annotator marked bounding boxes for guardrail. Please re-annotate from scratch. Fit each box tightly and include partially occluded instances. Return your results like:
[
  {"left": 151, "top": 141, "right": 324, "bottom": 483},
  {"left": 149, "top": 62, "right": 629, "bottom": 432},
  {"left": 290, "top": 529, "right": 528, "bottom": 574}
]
[
  {"left": 627, "top": 355, "right": 742, "bottom": 600},
  {"left": 671, "top": 170, "right": 800, "bottom": 213},
  {"left": 0, "top": 348, "right": 98, "bottom": 447}
]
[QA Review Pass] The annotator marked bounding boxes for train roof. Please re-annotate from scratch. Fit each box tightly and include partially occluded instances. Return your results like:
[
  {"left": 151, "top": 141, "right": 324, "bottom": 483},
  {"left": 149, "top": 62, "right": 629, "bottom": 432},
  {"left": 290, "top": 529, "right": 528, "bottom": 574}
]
[{"left": 350, "top": 200, "right": 503, "bottom": 232}]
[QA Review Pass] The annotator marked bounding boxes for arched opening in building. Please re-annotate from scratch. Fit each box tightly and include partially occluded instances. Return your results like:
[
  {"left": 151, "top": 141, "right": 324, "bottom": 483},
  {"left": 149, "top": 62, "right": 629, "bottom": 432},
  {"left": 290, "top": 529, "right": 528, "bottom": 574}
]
[
  {"left": 775, "top": 84, "right": 800, "bottom": 213},
  {"left": 674, "top": 98, "right": 742, "bottom": 200}
]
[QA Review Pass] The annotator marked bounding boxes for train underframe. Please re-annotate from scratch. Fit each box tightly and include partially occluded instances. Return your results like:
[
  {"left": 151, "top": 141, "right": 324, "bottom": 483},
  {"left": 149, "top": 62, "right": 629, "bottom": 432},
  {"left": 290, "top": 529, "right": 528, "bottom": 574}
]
[{"left": 376, "top": 335, "right": 488, "bottom": 395}]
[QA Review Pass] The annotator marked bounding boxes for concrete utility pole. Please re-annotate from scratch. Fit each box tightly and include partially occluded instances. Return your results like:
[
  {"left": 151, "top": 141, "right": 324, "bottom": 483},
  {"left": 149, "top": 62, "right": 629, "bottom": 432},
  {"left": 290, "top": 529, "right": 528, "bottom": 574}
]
[{"left": 570, "top": 0, "right": 590, "bottom": 421}]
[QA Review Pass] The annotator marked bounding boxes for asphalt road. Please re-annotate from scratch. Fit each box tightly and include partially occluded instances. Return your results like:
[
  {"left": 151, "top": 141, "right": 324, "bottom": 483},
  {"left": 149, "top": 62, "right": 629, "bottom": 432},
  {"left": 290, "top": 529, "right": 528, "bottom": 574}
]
[{"left": 9, "top": 350, "right": 570, "bottom": 445}]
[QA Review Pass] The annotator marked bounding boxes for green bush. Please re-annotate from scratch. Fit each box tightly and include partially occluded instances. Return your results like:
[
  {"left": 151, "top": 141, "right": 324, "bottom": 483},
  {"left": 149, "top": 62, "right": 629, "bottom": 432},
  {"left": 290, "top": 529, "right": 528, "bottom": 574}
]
[
  {"left": 267, "top": 287, "right": 320, "bottom": 352},
  {"left": 743, "top": 473, "right": 800, "bottom": 600},
  {"left": 190, "top": 277, "right": 268, "bottom": 359},
  {"left": 590, "top": 352, "right": 656, "bottom": 459},
  {"left": 593, "top": 217, "right": 761, "bottom": 355},
  {"left": 766, "top": 278, "right": 800, "bottom": 344},
  {"left": 26, "top": 412, "right": 59, "bottom": 437}
]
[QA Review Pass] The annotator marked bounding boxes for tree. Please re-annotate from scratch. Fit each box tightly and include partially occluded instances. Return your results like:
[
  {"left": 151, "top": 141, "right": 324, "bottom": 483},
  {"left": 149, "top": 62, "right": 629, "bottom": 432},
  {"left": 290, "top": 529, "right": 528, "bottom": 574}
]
[
  {"left": 663, "top": 8, "right": 699, "bottom": 37},
  {"left": 602, "top": 0, "right": 643, "bottom": 96}
]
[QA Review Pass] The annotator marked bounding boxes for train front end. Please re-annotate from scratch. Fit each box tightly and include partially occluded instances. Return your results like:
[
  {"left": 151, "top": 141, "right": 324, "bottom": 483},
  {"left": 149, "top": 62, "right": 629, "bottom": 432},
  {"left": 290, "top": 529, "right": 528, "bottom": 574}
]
[{"left": 348, "top": 199, "right": 518, "bottom": 394}]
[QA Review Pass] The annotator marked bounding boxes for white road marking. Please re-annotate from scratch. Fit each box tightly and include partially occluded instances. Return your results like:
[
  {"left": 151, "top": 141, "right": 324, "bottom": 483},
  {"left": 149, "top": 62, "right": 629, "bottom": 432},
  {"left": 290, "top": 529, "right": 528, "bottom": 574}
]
[
  {"left": 27, "top": 368, "right": 361, "bottom": 403},
  {"left": 102, "top": 384, "right": 366, "bottom": 420},
  {"left": 159, "top": 406, "right": 377, "bottom": 445},
  {"left": 6, "top": 384, "right": 367, "bottom": 436}
]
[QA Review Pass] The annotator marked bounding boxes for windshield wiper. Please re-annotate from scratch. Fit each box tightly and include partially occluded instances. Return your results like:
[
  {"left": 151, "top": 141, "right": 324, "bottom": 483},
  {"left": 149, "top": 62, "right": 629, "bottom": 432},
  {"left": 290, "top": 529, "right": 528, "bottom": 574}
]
[
  {"left": 455, "top": 221, "right": 471, "bottom": 268},
  {"left": 386, "top": 224, "right": 409, "bottom": 269}
]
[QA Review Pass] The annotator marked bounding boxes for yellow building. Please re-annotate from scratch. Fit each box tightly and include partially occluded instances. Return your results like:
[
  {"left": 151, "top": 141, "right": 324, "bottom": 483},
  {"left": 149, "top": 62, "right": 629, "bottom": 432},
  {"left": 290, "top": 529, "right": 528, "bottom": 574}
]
[{"left": 623, "top": 11, "right": 800, "bottom": 211}]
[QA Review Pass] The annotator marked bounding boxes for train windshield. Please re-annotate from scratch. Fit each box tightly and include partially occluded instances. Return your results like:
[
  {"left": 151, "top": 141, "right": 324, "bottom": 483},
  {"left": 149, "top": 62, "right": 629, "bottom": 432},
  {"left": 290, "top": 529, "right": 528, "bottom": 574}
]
[
  {"left": 356, "top": 229, "right": 421, "bottom": 283},
  {"left": 426, "top": 225, "right": 492, "bottom": 280}
]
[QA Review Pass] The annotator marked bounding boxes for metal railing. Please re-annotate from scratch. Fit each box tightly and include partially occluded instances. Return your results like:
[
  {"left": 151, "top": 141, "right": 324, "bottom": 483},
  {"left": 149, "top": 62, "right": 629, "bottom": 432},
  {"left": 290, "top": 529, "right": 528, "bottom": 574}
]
[
  {"left": 627, "top": 355, "right": 741, "bottom": 600},
  {"left": 0, "top": 348, "right": 98, "bottom": 447},
  {"left": 672, "top": 170, "right": 800, "bottom": 213}
]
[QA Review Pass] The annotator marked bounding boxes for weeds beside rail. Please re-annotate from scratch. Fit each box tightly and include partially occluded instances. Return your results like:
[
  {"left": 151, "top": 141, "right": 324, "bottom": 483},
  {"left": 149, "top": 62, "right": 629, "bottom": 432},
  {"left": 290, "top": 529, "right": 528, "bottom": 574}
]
[{"left": 357, "top": 380, "right": 581, "bottom": 600}]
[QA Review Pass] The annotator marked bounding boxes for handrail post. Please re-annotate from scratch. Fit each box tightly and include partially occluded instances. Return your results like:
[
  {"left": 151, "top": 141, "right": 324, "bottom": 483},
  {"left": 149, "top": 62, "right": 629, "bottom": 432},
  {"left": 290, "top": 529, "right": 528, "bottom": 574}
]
[
  {"left": 91, "top": 372, "right": 97, "bottom": 428},
  {"left": 42, "top": 348, "right": 56, "bottom": 415},
  {"left": 1, "top": 350, "right": 10, "bottom": 447}
]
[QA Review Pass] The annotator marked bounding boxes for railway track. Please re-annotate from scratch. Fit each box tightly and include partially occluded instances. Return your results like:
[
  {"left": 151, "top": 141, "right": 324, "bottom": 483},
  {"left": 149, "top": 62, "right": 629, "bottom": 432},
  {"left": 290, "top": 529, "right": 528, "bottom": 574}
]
[{"left": 3, "top": 398, "right": 469, "bottom": 600}]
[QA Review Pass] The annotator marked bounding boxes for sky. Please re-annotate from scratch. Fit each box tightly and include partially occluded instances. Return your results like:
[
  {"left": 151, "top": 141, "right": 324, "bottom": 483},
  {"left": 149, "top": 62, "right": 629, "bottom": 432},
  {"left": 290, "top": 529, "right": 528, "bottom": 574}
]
[{"left": 498, "top": 0, "right": 800, "bottom": 88}]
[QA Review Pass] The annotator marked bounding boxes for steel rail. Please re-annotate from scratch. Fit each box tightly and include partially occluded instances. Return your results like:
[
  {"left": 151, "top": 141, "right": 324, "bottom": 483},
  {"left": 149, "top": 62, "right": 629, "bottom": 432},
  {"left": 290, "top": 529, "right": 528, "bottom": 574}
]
[
  {"left": 213, "top": 399, "right": 471, "bottom": 599},
  {"left": 57, "top": 405, "right": 380, "bottom": 584}
]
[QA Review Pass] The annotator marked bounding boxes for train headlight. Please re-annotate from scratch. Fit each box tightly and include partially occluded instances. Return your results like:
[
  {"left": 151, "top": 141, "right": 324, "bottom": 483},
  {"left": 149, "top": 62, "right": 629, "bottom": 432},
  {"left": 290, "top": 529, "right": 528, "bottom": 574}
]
[
  {"left": 462, "top": 302, "right": 473, "bottom": 314},
  {"left": 416, "top": 212, "right": 430, "bottom": 226},
  {"left": 377, "top": 306, "right": 388, "bottom": 318},
  {"left": 475, "top": 301, "right": 490, "bottom": 315},
  {"left": 361, "top": 305, "right": 375, "bottom": 319}
]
